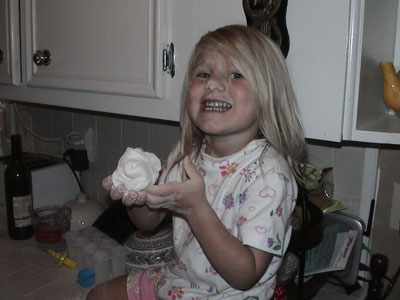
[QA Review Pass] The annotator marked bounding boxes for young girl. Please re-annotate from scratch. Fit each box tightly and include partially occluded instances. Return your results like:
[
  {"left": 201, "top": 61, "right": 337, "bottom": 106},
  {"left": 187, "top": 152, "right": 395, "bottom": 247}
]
[{"left": 87, "top": 24, "right": 305, "bottom": 300}]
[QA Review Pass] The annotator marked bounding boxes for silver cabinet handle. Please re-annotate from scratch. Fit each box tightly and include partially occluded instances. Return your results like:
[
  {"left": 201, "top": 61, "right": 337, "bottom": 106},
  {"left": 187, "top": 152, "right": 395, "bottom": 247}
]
[
  {"left": 33, "top": 50, "right": 51, "bottom": 66},
  {"left": 163, "top": 43, "right": 175, "bottom": 78}
]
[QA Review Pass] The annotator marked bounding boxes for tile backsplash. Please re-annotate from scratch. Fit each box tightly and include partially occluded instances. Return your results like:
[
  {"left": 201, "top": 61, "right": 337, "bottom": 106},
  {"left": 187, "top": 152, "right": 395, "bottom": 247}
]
[
  {"left": 7, "top": 101, "right": 366, "bottom": 216},
  {"left": 7, "top": 102, "right": 180, "bottom": 208},
  {"left": 305, "top": 141, "right": 367, "bottom": 216}
]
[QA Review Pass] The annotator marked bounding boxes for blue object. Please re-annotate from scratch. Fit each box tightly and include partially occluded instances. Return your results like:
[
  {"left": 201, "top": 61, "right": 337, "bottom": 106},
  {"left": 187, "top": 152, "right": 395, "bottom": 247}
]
[{"left": 77, "top": 268, "right": 95, "bottom": 287}]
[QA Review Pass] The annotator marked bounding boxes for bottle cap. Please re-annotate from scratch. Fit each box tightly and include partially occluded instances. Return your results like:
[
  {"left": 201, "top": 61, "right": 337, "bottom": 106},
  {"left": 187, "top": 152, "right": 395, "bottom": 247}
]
[{"left": 77, "top": 268, "right": 95, "bottom": 287}]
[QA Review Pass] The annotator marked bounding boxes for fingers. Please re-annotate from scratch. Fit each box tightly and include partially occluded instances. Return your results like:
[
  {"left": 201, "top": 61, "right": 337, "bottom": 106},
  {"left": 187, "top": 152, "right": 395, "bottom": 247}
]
[
  {"left": 134, "top": 191, "right": 147, "bottom": 206},
  {"left": 102, "top": 175, "right": 113, "bottom": 190},
  {"left": 145, "top": 184, "right": 176, "bottom": 207},
  {"left": 110, "top": 184, "right": 145, "bottom": 206},
  {"left": 146, "top": 191, "right": 175, "bottom": 206},
  {"left": 105, "top": 175, "right": 128, "bottom": 201},
  {"left": 103, "top": 172, "right": 148, "bottom": 206},
  {"left": 110, "top": 184, "right": 126, "bottom": 200},
  {"left": 122, "top": 190, "right": 140, "bottom": 206},
  {"left": 183, "top": 156, "right": 203, "bottom": 184},
  {"left": 146, "top": 182, "right": 175, "bottom": 197}
]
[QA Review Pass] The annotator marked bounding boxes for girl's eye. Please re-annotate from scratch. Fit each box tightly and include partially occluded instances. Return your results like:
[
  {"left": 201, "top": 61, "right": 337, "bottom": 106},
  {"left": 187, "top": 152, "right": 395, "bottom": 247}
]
[
  {"left": 196, "top": 72, "right": 209, "bottom": 78},
  {"left": 230, "top": 72, "right": 243, "bottom": 79}
]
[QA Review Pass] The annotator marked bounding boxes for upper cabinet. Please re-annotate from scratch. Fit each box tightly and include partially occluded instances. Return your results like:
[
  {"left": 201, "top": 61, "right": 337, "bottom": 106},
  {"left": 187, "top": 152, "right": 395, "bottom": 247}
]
[
  {"left": 0, "top": 0, "right": 399, "bottom": 144},
  {"left": 0, "top": 0, "right": 20, "bottom": 85},
  {"left": 285, "top": 0, "right": 352, "bottom": 142},
  {"left": 23, "top": 0, "right": 166, "bottom": 98},
  {"left": 0, "top": 0, "right": 244, "bottom": 121},
  {"left": 285, "top": 0, "right": 400, "bottom": 144},
  {"left": 344, "top": 0, "right": 400, "bottom": 144}
]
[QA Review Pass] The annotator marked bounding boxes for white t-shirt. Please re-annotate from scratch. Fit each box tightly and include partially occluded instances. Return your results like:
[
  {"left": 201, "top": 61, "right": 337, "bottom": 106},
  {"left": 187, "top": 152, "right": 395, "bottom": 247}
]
[{"left": 156, "top": 139, "right": 297, "bottom": 300}]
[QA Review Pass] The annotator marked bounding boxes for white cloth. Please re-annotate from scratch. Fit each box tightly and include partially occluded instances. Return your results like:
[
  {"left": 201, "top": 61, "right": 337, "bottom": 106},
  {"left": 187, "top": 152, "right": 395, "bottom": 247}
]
[{"left": 157, "top": 139, "right": 297, "bottom": 300}]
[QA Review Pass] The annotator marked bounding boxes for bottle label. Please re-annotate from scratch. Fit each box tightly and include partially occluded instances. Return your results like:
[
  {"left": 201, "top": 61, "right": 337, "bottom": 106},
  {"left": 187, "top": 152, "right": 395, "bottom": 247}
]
[{"left": 13, "top": 195, "right": 32, "bottom": 227}]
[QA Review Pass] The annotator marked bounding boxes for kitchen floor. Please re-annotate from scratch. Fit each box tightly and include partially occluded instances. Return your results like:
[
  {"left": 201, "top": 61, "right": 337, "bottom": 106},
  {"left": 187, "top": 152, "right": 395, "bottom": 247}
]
[{"left": 0, "top": 218, "right": 367, "bottom": 300}]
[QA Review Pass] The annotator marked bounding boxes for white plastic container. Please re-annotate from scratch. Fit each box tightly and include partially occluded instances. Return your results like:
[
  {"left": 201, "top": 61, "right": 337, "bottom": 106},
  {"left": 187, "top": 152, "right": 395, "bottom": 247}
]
[
  {"left": 110, "top": 245, "right": 128, "bottom": 278},
  {"left": 83, "top": 242, "right": 97, "bottom": 270},
  {"left": 63, "top": 230, "right": 81, "bottom": 261},
  {"left": 93, "top": 249, "right": 110, "bottom": 285},
  {"left": 73, "top": 235, "right": 90, "bottom": 268},
  {"left": 65, "top": 226, "right": 130, "bottom": 283}
]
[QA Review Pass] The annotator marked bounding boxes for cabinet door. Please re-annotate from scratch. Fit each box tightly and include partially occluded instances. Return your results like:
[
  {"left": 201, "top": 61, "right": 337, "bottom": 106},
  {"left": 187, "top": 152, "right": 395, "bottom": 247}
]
[
  {"left": 23, "top": 0, "right": 166, "bottom": 98},
  {"left": 286, "top": 0, "right": 351, "bottom": 142},
  {"left": 0, "top": 0, "right": 20, "bottom": 85}
]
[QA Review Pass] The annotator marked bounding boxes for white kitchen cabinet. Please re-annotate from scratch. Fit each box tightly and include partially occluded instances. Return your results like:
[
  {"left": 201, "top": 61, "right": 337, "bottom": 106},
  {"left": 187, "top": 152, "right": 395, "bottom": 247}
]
[
  {"left": 23, "top": 0, "right": 166, "bottom": 98},
  {"left": 343, "top": 0, "right": 400, "bottom": 144},
  {"left": 0, "top": 0, "right": 245, "bottom": 121},
  {"left": 0, "top": 0, "right": 20, "bottom": 85},
  {"left": 286, "top": 0, "right": 400, "bottom": 144},
  {"left": 286, "top": 0, "right": 351, "bottom": 142},
  {"left": 0, "top": 0, "right": 399, "bottom": 144}
]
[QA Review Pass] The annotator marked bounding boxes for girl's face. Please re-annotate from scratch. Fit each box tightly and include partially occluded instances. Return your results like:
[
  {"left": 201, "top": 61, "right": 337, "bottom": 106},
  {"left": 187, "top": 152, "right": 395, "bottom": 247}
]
[{"left": 187, "top": 50, "right": 258, "bottom": 146}]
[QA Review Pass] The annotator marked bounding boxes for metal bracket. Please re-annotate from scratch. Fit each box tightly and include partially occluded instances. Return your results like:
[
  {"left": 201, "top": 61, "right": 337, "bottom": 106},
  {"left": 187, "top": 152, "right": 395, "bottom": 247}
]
[
  {"left": 243, "top": 0, "right": 290, "bottom": 57},
  {"left": 163, "top": 43, "right": 175, "bottom": 78}
]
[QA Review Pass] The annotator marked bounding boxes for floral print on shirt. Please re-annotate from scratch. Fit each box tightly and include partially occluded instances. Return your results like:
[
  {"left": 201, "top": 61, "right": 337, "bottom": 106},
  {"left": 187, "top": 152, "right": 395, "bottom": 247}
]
[
  {"left": 267, "top": 233, "right": 282, "bottom": 251},
  {"left": 157, "top": 140, "right": 297, "bottom": 300},
  {"left": 239, "top": 188, "right": 248, "bottom": 204},
  {"left": 168, "top": 285, "right": 184, "bottom": 300},
  {"left": 236, "top": 216, "right": 247, "bottom": 226},
  {"left": 219, "top": 161, "right": 238, "bottom": 177},
  {"left": 223, "top": 193, "right": 235, "bottom": 209}
]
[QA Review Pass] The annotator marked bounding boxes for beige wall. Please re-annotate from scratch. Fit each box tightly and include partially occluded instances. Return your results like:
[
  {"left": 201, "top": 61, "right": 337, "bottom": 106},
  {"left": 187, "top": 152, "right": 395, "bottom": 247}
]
[{"left": 10, "top": 102, "right": 180, "bottom": 208}]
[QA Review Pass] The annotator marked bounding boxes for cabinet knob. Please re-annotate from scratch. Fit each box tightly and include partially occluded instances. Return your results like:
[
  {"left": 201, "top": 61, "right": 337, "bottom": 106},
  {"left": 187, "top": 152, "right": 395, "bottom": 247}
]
[
  {"left": 0, "top": 49, "right": 4, "bottom": 64},
  {"left": 33, "top": 50, "right": 52, "bottom": 66}
]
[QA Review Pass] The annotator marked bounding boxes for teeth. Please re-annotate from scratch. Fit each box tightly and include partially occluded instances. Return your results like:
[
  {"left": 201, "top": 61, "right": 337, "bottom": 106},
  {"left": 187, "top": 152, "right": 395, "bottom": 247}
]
[{"left": 203, "top": 101, "right": 232, "bottom": 111}]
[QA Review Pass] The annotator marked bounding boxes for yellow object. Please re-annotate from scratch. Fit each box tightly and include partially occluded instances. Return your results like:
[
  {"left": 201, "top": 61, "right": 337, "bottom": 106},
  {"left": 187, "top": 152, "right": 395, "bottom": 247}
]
[
  {"left": 300, "top": 163, "right": 324, "bottom": 191},
  {"left": 308, "top": 193, "right": 345, "bottom": 214},
  {"left": 380, "top": 62, "right": 400, "bottom": 114},
  {"left": 48, "top": 249, "right": 77, "bottom": 268}
]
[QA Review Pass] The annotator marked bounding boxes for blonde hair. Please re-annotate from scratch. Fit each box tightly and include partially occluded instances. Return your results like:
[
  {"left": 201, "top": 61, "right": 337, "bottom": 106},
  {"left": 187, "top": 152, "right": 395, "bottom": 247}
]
[{"left": 168, "top": 24, "right": 305, "bottom": 179}]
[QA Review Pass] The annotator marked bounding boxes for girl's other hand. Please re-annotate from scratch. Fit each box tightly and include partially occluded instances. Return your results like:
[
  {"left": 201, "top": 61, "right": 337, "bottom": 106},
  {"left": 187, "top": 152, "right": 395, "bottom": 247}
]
[
  {"left": 102, "top": 175, "right": 146, "bottom": 206},
  {"left": 145, "top": 156, "right": 206, "bottom": 216}
]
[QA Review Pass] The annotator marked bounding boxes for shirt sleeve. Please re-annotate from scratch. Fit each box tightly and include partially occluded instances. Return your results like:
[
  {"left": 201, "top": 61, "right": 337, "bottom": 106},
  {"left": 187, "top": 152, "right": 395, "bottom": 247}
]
[{"left": 236, "top": 161, "right": 297, "bottom": 257}]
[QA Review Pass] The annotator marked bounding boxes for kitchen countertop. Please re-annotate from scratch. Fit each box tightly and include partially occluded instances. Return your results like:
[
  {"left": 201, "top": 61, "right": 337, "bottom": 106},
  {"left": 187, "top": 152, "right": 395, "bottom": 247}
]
[
  {"left": 0, "top": 218, "right": 89, "bottom": 300},
  {"left": 0, "top": 217, "right": 367, "bottom": 300}
]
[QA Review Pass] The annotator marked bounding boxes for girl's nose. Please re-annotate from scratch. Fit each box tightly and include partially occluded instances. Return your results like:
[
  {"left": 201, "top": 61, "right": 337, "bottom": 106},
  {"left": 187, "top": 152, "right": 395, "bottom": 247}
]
[{"left": 205, "top": 76, "right": 225, "bottom": 92}]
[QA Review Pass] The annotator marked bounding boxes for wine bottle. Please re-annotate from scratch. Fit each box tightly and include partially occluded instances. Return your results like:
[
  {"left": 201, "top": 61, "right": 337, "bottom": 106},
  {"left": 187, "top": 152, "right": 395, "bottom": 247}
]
[{"left": 5, "top": 134, "right": 34, "bottom": 240}]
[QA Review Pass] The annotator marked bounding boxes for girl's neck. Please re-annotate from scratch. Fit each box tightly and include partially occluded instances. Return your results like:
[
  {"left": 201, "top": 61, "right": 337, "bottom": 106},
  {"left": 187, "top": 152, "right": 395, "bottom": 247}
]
[{"left": 204, "top": 133, "right": 258, "bottom": 158}]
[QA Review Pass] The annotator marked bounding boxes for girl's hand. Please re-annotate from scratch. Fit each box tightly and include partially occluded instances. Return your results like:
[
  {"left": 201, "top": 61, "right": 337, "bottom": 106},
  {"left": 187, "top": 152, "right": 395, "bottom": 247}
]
[
  {"left": 102, "top": 175, "right": 146, "bottom": 206},
  {"left": 145, "top": 156, "right": 206, "bottom": 216}
]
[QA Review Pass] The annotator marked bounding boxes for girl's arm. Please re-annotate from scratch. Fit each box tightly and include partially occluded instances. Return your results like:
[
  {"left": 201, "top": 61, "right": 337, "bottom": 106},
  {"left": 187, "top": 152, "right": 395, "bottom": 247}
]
[
  {"left": 145, "top": 157, "right": 272, "bottom": 290},
  {"left": 188, "top": 200, "right": 272, "bottom": 290}
]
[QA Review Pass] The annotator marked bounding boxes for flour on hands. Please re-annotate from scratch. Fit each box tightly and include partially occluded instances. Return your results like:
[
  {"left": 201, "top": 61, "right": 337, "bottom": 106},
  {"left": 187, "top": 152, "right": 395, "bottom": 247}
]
[{"left": 112, "top": 147, "right": 161, "bottom": 192}]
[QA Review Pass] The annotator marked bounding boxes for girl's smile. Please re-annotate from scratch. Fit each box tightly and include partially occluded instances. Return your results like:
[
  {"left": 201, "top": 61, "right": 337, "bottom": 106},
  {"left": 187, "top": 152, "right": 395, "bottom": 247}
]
[
  {"left": 187, "top": 50, "right": 259, "bottom": 155},
  {"left": 202, "top": 100, "right": 232, "bottom": 112}
]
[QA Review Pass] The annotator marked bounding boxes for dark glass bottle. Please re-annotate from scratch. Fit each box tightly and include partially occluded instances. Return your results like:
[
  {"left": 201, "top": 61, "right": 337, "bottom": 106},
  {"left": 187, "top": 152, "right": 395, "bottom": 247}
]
[{"left": 5, "top": 134, "right": 33, "bottom": 240}]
